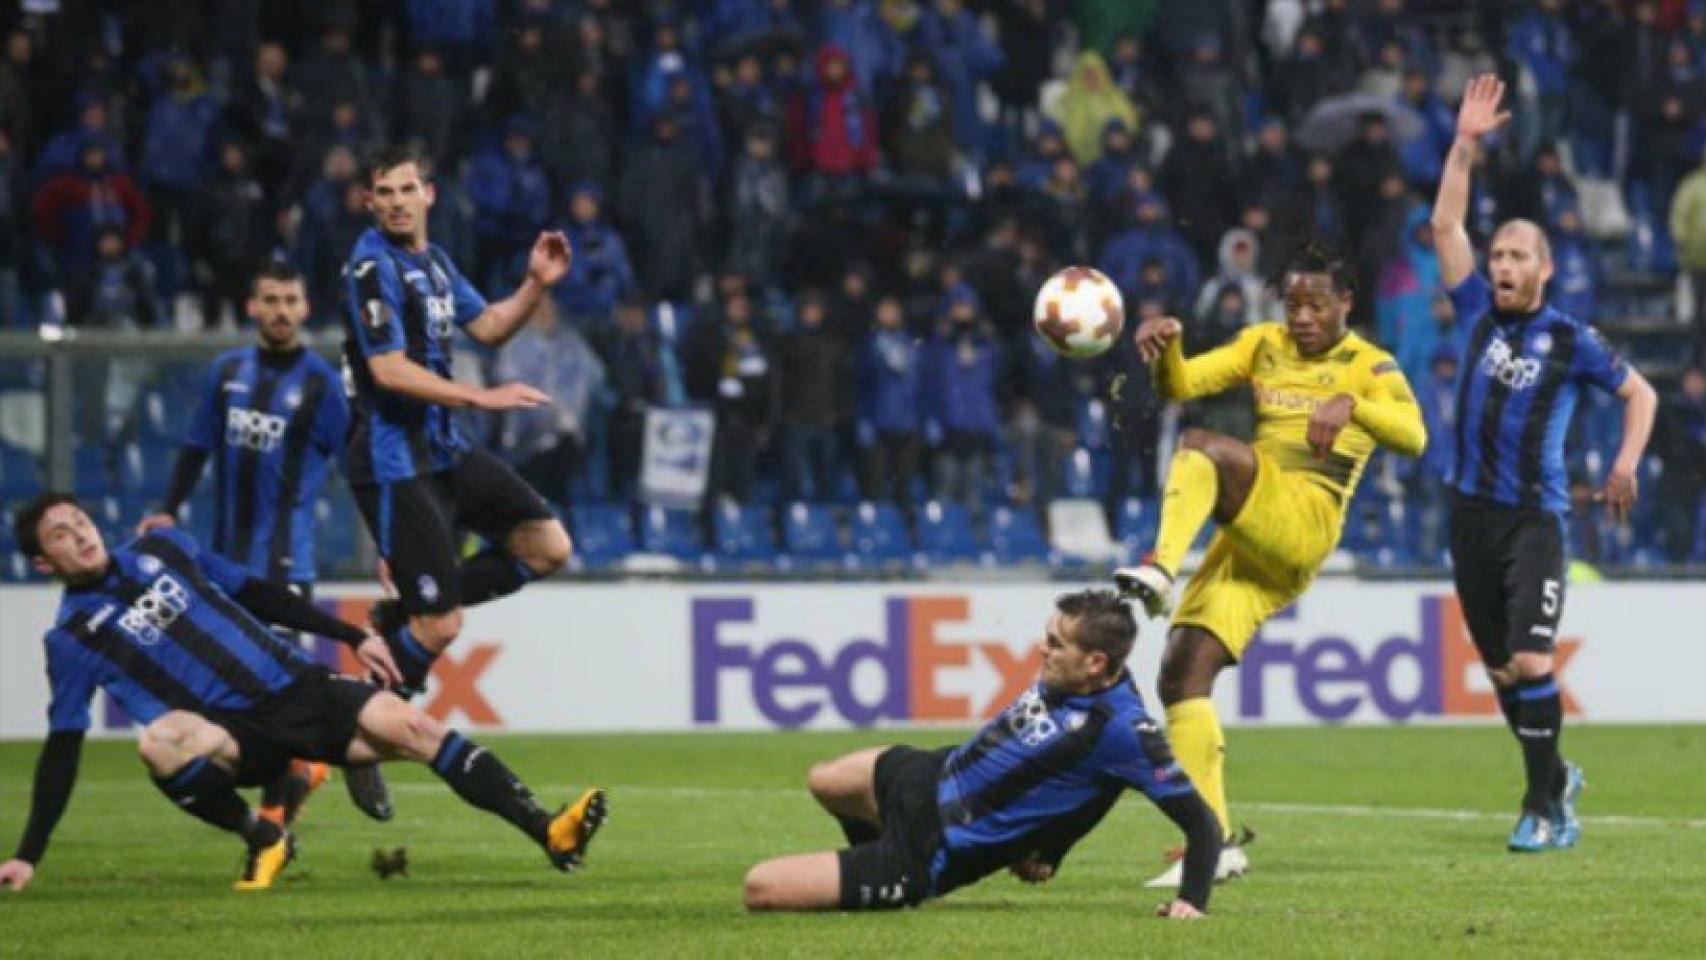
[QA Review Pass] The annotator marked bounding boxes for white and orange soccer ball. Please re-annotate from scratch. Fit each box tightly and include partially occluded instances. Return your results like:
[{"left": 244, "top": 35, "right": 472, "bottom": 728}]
[{"left": 1032, "top": 266, "right": 1125, "bottom": 359}]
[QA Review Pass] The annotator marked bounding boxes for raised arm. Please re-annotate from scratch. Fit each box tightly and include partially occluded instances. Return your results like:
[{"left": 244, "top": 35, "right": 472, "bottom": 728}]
[
  {"left": 1432, "top": 74, "right": 1510, "bottom": 289},
  {"left": 1142, "top": 318, "right": 1259, "bottom": 402},
  {"left": 462, "top": 232, "right": 572, "bottom": 347}
]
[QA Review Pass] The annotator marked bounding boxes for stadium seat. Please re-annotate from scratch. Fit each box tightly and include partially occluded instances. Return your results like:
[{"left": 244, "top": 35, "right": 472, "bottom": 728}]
[
  {"left": 0, "top": 441, "right": 42, "bottom": 497},
  {"left": 639, "top": 505, "right": 702, "bottom": 561},
  {"left": 72, "top": 446, "right": 113, "bottom": 496},
  {"left": 848, "top": 502, "right": 913, "bottom": 568},
  {"left": 916, "top": 501, "right": 982, "bottom": 565},
  {"left": 712, "top": 502, "right": 777, "bottom": 565},
  {"left": 989, "top": 506, "right": 1048, "bottom": 564},
  {"left": 1047, "top": 498, "right": 1121, "bottom": 565},
  {"left": 780, "top": 502, "right": 843, "bottom": 568},
  {"left": 570, "top": 504, "right": 636, "bottom": 569}
]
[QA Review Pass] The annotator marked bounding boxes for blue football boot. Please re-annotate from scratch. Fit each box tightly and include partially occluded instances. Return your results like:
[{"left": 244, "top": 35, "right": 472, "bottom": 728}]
[
  {"left": 1507, "top": 809, "right": 1557, "bottom": 853},
  {"left": 1550, "top": 762, "right": 1586, "bottom": 849}
]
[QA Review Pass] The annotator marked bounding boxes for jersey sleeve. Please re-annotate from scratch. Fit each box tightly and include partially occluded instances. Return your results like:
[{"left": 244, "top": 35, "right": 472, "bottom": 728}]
[
  {"left": 44, "top": 632, "right": 100, "bottom": 733},
  {"left": 1101, "top": 714, "right": 1196, "bottom": 801},
  {"left": 444, "top": 252, "right": 488, "bottom": 328},
  {"left": 184, "top": 360, "right": 223, "bottom": 451},
  {"left": 1446, "top": 273, "right": 1492, "bottom": 325},
  {"left": 1153, "top": 324, "right": 1263, "bottom": 402},
  {"left": 1352, "top": 355, "right": 1428, "bottom": 457},
  {"left": 1573, "top": 325, "right": 1630, "bottom": 394},
  {"left": 347, "top": 255, "right": 408, "bottom": 356}
]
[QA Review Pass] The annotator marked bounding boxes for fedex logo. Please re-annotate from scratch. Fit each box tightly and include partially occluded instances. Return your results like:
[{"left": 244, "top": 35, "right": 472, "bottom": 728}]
[
  {"left": 1239, "top": 596, "right": 1581, "bottom": 722},
  {"left": 693, "top": 596, "right": 1039, "bottom": 729}
]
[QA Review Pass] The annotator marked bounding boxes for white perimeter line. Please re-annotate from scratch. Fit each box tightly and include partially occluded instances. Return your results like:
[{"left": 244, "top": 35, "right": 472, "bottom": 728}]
[{"left": 50, "top": 781, "right": 1706, "bottom": 830}]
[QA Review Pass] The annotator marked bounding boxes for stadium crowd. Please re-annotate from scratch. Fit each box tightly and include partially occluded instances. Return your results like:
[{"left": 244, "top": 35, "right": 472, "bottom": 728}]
[{"left": 3, "top": 0, "right": 1706, "bottom": 569}]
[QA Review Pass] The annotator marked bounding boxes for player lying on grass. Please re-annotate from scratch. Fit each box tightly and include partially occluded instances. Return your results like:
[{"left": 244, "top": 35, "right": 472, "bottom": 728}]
[
  {"left": 1114, "top": 240, "right": 1427, "bottom": 888},
  {"left": 743, "top": 590, "right": 1221, "bottom": 918},
  {"left": 0, "top": 493, "right": 606, "bottom": 892}
]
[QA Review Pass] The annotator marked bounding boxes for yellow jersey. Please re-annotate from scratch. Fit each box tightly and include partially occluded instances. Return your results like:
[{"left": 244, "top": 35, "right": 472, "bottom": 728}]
[{"left": 1154, "top": 323, "right": 1427, "bottom": 509}]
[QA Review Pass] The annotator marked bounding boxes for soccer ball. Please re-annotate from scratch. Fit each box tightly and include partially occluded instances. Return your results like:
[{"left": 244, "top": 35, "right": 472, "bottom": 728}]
[{"left": 1033, "top": 266, "right": 1125, "bottom": 359}]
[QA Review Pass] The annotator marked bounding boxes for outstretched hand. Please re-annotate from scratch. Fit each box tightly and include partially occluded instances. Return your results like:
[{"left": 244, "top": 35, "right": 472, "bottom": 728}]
[
  {"left": 1455, "top": 73, "right": 1511, "bottom": 142},
  {"left": 0, "top": 859, "right": 35, "bottom": 892},
  {"left": 527, "top": 231, "right": 573, "bottom": 287}
]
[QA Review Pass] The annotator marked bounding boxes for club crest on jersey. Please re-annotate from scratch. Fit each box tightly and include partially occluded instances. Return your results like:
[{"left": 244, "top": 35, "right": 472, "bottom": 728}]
[
  {"left": 1531, "top": 332, "right": 1553, "bottom": 356},
  {"left": 226, "top": 407, "right": 288, "bottom": 451},
  {"left": 117, "top": 574, "right": 190, "bottom": 646},
  {"left": 1478, "top": 337, "right": 1542, "bottom": 391},
  {"left": 284, "top": 387, "right": 303, "bottom": 410},
  {"left": 418, "top": 575, "right": 440, "bottom": 604},
  {"left": 1007, "top": 687, "right": 1060, "bottom": 747},
  {"left": 137, "top": 555, "right": 163, "bottom": 576}
]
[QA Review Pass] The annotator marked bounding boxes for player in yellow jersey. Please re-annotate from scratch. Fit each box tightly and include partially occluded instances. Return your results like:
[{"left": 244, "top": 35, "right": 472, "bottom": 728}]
[{"left": 1114, "top": 241, "right": 1427, "bottom": 888}]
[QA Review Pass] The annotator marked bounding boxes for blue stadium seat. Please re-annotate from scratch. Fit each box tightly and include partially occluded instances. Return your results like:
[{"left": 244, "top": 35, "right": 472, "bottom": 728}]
[
  {"left": 849, "top": 502, "right": 913, "bottom": 568},
  {"left": 989, "top": 506, "right": 1048, "bottom": 564},
  {"left": 917, "top": 501, "right": 981, "bottom": 565},
  {"left": 568, "top": 504, "right": 635, "bottom": 569},
  {"left": 712, "top": 502, "right": 776, "bottom": 564},
  {"left": 131, "top": 437, "right": 178, "bottom": 496},
  {"left": 0, "top": 442, "right": 42, "bottom": 498},
  {"left": 639, "top": 505, "right": 701, "bottom": 560},
  {"left": 73, "top": 446, "right": 113, "bottom": 496},
  {"left": 781, "top": 502, "right": 842, "bottom": 568}
]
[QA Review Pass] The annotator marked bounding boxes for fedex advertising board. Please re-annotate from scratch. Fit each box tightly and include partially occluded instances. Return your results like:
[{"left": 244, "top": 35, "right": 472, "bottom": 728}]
[{"left": 2, "top": 581, "right": 1701, "bottom": 738}]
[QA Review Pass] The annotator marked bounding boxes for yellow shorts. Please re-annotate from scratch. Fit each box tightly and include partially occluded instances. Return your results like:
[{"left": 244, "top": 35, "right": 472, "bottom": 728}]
[{"left": 1172, "top": 451, "right": 1342, "bottom": 659}]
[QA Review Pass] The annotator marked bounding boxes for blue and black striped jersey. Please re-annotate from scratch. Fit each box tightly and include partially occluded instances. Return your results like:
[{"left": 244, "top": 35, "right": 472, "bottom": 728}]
[
  {"left": 42, "top": 530, "right": 315, "bottom": 733},
  {"left": 1447, "top": 273, "right": 1628, "bottom": 514},
  {"left": 184, "top": 345, "right": 346, "bottom": 582},
  {"left": 930, "top": 672, "right": 1194, "bottom": 896},
  {"left": 340, "top": 227, "right": 487, "bottom": 485}
]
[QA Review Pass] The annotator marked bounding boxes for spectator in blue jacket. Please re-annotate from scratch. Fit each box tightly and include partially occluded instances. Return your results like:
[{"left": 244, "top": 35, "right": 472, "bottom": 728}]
[
  {"left": 925, "top": 286, "right": 1002, "bottom": 514},
  {"left": 558, "top": 182, "right": 636, "bottom": 324},
  {"left": 914, "top": 0, "right": 1004, "bottom": 156},
  {"left": 1408, "top": 346, "right": 1458, "bottom": 561},
  {"left": 405, "top": 0, "right": 497, "bottom": 72},
  {"left": 1395, "top": 68, "right": 1454, "bottom": 188},
  {"left": 1375, "top": 204, "right": 1443, "bottom": 385},
  {"left": 1099, "top": 192, "right": 1199, "bottom": 310},
  {"left": 858, "top": 295, "right": 924, "bottom": 506},
  {"left": 1505, "top": 0, "right": 1574, "bottom": 163},
  {"left": 465, "top": 117, "right": 552, "bottom": 290},
  {"left": 1547, "top": 205, "right": 1602, "bottom": 322},
  {"left": 141, "top": 55, "right": 220, "bottom": 248},
  {"left": 33, "top": 94, "right": 126, "bottom": 188}
]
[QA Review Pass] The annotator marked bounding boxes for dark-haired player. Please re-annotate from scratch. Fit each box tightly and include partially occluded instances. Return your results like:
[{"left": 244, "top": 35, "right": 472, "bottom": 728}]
[
  {"left": 743, "top": 590, "right": 1221, "bottom": 919},
  {"left": 1113, "top": 241, "right": 1427, "bottom": 887},
  {"left": 1431, "top": 75, "right": 1656, "bottom": 852},
  {"left": 136, "top": 262, "right": 391, "bottom": 825},
  {"left": 340, "top": 145, "right": 573, "bottom": 697},
  {"left": 0, "top": 493, "right": 606, "bottom": 893}
]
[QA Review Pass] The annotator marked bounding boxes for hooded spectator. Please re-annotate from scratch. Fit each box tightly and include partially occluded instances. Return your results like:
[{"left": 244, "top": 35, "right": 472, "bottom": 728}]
[
  {"left": 1050, "top": 51, "right": 1139, "bottom": 166},
  {"left": 1099, "top": 193, "right": 1200, "bottom": 310},
  {"left": 1375, "top": 205, "right": 1443, "bottom": 384},
  {"left": 621, "top": 112, "right": 707, "bottom": 301},
  {"left": 786, "top": 44, "right": 881, "bottom": 179},
  {"left": 32, "top": 140, "right": 151, "bottom": 279},
  {"left": 1194, "top": 228, "right": 1270, "bottom": 330},
  {"left": 559, "top": 182, "right": 636, "bottom": 323}
]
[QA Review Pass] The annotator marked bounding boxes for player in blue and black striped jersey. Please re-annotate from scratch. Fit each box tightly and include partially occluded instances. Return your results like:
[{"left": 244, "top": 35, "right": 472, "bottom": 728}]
[
  {"left": 1431, "top": 75, "right": 1658, "bottom": 853},
  {"left": 0, "top": 493, "right": 607, "bottom": 894},
  {"left": 743, "top": 591, "right": 1222, "bottom": 919},
  {"left": 339, "top": 144, "right": 573, "bottom": 698},
  {"left": 135, "top": 262, "right": 383, "bottom": 826}
]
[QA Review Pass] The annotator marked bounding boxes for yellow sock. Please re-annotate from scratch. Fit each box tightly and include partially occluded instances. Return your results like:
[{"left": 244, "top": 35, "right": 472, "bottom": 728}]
[
  {"left": 1165, "top": 697, "right": 1230, "bottom": 840},
  {"left": 1153, "top": 448, "right": 1218, "bottom": 574}
]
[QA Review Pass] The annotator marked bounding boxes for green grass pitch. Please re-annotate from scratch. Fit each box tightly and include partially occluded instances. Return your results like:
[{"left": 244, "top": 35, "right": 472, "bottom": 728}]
[{"left": 3, "top": 726, "right": 1704, "bottom": 958}]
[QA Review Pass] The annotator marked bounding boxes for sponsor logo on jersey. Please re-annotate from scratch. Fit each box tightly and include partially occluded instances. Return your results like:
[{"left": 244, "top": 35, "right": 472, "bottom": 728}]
[
  {"left": 117, "top": 574, "right": 191, "bottom": 646},
  {"left": 1477, "top": 337, "right": 1543, "bottom": 391},
  {"left": 226, "top": 406, "right": 289, "bottom": 451},
  {"left": 1007, "top": 686, "right": 1060, "bottom": 747}
]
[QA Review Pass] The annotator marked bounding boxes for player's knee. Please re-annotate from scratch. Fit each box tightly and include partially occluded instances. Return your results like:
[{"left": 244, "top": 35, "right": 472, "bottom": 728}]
[
  {"left": 807, "top": 761, "right": 842, "bottom": 801},
  {"left": 138, "top": 712, "right": 202, "bottom": 772},
  {"left": 1510, "top": 652, "right": 1554, "bottom": 681},
  {"left": 742, "top": 864, "right": 781, "bottom": 910},
  {"left": 1177, "top": 428, "right": 1213, "bottom": 452},
  {"left": 525, "top": 522, "right": 572, "bottom": 575}
]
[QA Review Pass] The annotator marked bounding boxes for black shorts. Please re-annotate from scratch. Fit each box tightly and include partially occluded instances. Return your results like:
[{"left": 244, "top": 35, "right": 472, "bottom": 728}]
[
  {"left": 837, "top": 746, "right": 949, "bottom": 910},
  {"left": 352, "top": 447, "right": 555, "bottom": 615},
  {"left": 1448, "top": 493, "right": 1568, "bottom": 668},
  {"left": 213, "top": 667, "right": 384, "bottom": 787}
]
